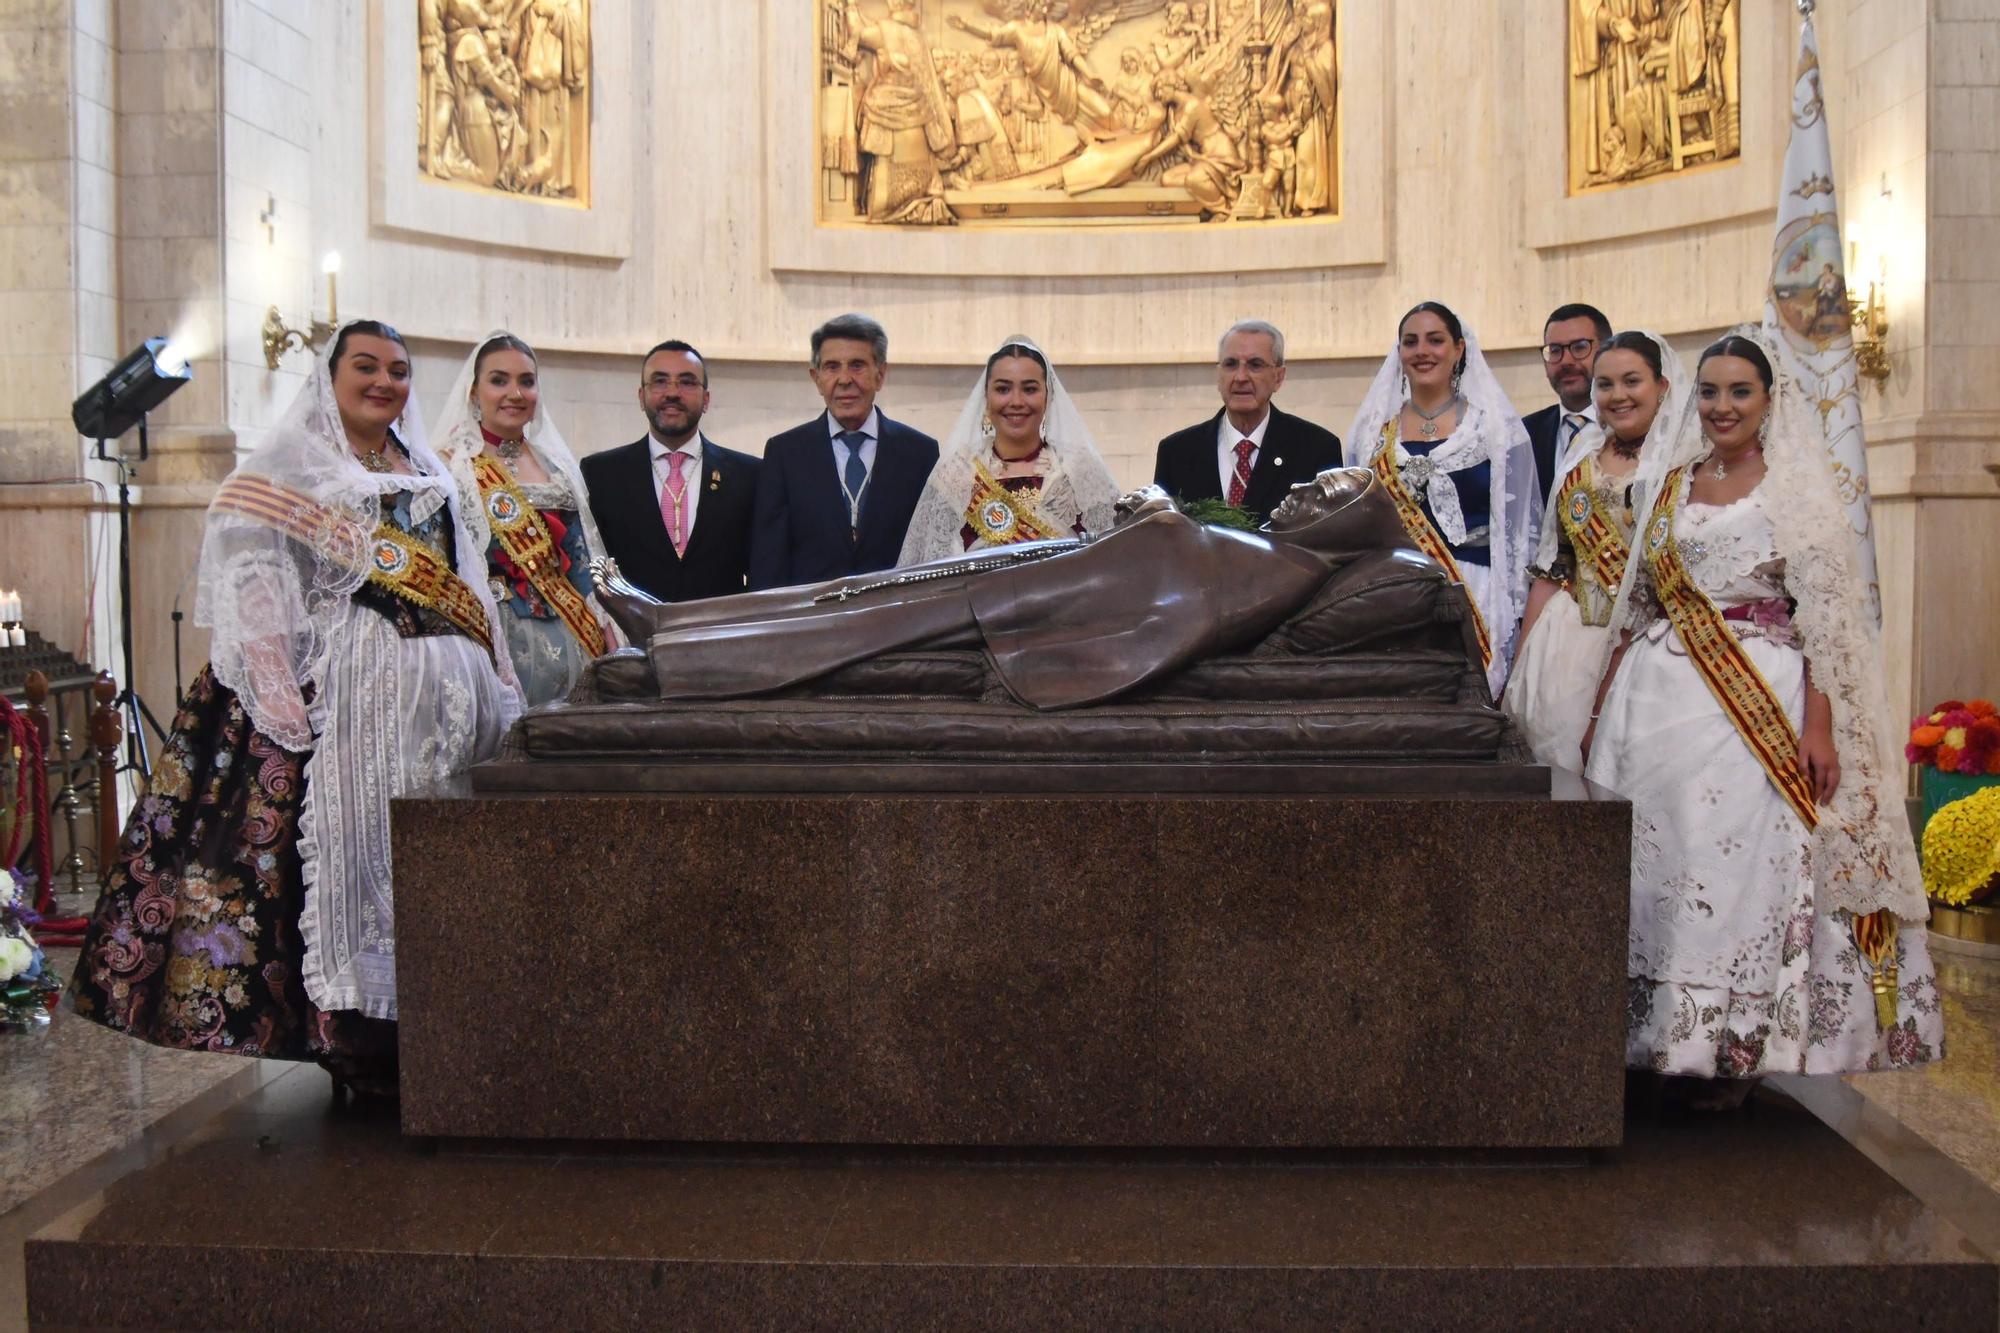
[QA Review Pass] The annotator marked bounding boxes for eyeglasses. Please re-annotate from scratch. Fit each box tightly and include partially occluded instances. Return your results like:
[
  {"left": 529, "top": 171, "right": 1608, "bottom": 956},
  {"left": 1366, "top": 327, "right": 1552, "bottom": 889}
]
[
  {"left": 1219, "top": 357, "right": 1279, "bottom": 373},
  {"left": 1541, "top": 339, "right": 1598, "bottom": 364}
]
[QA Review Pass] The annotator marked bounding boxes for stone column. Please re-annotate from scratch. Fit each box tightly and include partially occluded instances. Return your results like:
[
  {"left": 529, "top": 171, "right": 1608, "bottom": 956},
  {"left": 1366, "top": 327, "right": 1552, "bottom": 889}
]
[
  {"left": 0, "top": 0, "right": 116, "bottom": 664},
  {"left": 1834, "top": 0, "right": 2000, "bottom": 724},
  {"left": 1, "top": 0, "right": 317, "bottom": 760}
]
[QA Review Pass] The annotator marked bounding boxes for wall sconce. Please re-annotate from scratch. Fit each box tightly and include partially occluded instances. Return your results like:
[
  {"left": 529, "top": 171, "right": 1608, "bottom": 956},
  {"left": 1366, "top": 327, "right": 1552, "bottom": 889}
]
[
  {"left": 261, "top": 251, "right": 343, "bottom": 370},
  {"left": 1847, "top": 276, "right": 1890, "bottom": 387}
]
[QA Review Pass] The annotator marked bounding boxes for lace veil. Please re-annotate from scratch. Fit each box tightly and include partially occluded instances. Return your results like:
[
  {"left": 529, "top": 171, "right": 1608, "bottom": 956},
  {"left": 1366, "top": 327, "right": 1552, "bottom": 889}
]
[
  {"left": 429, "top": 332, "right": 618, "bottom": 646},
  {"left": 1602, "top": 326, "right": 1926, "bottom": 922},
  {"left": 898, "top": 336, "right": 1123, "bottom": 566},
  {"left": 193, "top": 323, "right": 517, "bottom": 750},
  {"left": 1343, "top": 321, "right": 1539, "bottom": 694},
  {"left": 1530, "top": 329, "right": 1690, "bottom": 573}
]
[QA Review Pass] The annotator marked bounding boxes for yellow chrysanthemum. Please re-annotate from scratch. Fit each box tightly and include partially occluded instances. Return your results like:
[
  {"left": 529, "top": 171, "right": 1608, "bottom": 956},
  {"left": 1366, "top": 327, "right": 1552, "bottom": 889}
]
[{"left": 1923, "top": 787, "right": 2000, "bottom": 907}]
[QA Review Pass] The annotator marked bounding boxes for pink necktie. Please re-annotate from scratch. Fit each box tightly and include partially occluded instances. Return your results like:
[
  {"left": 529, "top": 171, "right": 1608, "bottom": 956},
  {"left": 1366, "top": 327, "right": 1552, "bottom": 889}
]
[
  {"left": 1228, "top": 438, "right": 1255, "bottom": 508},
  {"left": 661, "top": 451, "right": 690, "bottom": 556}
]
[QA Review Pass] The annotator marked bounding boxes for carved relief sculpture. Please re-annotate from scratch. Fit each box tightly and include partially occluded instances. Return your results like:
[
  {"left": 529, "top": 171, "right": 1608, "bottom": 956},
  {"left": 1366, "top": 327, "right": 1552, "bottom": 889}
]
[
  {"left": 818, "top": 0, "right": 1340, "bottom": 226},
  {"left": 1568, "top": 0, "right": 1739, "bottom": 194},
  {"left": 419, "top": 0, "right": 591, "bottom": 204}
]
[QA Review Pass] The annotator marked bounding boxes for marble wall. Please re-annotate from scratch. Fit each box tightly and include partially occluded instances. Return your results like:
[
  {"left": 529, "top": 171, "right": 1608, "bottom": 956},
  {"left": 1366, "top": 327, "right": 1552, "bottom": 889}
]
[
  {"left": 2, "top": 0, "right": 1997, "bottom": 737},
  {"left": 318, "top": 1, "right": 1796, "bottom": 367}
]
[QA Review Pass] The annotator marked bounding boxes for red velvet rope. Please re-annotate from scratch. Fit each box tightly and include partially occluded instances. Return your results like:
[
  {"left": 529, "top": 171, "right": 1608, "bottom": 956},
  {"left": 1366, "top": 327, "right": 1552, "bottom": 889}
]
[{"left": 2, "top": 695, "right": 85, "bottom": 945}]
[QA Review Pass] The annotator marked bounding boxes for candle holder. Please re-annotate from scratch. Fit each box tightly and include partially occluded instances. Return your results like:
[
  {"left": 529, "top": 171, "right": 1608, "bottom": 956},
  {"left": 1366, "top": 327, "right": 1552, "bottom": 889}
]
[{"left": 261, "top": 252, "right": 343, "bottom": 370}]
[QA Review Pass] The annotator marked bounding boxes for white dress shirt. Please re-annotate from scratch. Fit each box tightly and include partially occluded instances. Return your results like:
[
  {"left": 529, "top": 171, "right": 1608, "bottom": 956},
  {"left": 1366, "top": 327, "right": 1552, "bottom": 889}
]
[
  {"left": 649, "top": 432, "right": 704, "bottom": 540},
  {"left": 827, "top": 408, "right": 881, "bottom": 525},
  {"left": 1216, "top": 409, "right": 1274, "bottom": 499}
]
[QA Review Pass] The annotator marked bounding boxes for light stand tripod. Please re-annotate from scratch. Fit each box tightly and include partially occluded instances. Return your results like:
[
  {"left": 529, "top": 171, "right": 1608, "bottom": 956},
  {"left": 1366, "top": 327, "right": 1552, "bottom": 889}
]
[
  {"left": 93, "top": 404, "right": 168, "bottom": 780},
  {"left": 70, "top": 337, "right": 192, "bottom": 781}
]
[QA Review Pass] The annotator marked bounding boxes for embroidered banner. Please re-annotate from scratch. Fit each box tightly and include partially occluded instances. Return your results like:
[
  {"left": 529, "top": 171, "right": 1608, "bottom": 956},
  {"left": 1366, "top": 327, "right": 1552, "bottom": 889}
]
[
  {"left": 470, "top": 455, "right": 606, "bottom": 658},
  {"left": 213, "top": 475, "right": 494, "bottom": 656},
  {"left": 1370, "top": 426, "right": 1492, "bottom": 669},
  {"left": 1643, "top": 467, "right": 1815, "bottom": 829}
]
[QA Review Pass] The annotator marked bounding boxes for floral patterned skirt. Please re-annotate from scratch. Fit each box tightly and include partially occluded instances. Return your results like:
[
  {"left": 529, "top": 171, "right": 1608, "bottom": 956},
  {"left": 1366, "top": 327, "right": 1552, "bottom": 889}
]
[{"left": 68, "top": 666, "right": 395, "bottom": 1078}]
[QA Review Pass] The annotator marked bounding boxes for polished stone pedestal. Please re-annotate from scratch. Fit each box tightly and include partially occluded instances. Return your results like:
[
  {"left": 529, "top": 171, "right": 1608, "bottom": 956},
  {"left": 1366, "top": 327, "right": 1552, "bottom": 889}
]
[
  {"left": 392, "top": 773, "right": 1630, "bottom": 1148},
  {"left": 24, "top": 1069, "right": 1998, "bottom": 1332}
]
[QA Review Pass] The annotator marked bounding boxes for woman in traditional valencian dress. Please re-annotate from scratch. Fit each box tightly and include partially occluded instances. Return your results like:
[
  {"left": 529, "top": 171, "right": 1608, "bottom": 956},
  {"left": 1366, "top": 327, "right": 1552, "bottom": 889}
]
[
  {"left": 1504, "top": 331, "right": 1685, "bottom": 771},
  {"left": 898, "top": 338, "right": 1122, "bottom": 565},
  {"left": 1583, "top": 333, "right": 1942, "bottom": 1103},
  {"left": 69, "top": 322, "right": 520, "bottom": 1098},
  {"left": 1346, "top": 302, "right": 1538, "bottom": 698},
  {"left": 432, "top": 332, "right": 615, "bottom": 707}
]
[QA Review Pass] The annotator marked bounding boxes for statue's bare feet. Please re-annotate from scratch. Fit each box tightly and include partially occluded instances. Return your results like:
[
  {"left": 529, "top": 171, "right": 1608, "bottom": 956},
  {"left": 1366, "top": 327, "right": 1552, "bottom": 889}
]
[{"left": 590, "top": 557, "right": 665, "bottom": 646}]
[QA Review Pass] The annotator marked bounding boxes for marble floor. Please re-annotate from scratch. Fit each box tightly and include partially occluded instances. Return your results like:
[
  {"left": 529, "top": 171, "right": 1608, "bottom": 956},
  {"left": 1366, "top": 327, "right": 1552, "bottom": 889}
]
[
  {"left": 1844, "top": 946, "right": 2000, "bottom": 1194},
  {"left": 2, "top": 947, "right": 1998, "bottom": 1332}
]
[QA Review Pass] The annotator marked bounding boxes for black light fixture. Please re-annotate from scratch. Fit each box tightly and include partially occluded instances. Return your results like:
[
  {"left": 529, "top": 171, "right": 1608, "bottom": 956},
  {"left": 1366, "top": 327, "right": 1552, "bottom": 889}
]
[
  {"left": 69, "top": 337, "right": 194, "bottom": 778},
  {"left": 70, "top": 337, "right": 192, "bottom": 448}
]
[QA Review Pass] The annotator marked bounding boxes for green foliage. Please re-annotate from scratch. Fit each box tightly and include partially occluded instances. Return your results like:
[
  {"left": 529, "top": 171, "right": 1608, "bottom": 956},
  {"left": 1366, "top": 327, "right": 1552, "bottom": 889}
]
[{"left": 1175, "top": 497, "right": 1261, "bottom": 531}]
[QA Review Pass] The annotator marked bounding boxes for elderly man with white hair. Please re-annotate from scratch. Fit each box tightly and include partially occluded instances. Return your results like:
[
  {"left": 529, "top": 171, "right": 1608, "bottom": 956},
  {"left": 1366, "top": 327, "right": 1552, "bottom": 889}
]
[{"left": 1152, "top": 319, "right": 1345, "bottom": 524}]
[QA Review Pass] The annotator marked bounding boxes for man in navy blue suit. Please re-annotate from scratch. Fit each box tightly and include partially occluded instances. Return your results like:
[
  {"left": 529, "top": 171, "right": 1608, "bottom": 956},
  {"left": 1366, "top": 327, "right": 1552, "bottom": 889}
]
[
  {"left": 1521, "top": 303, "right": 1613, "bottom": 503},
  {"left": 749, "top": 314, "right": 940, "bottom": 591}
]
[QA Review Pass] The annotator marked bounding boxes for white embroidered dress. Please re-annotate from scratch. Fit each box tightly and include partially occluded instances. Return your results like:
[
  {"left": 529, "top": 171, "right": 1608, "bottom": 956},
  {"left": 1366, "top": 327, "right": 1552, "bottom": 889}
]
[{"left": 1585, "top": 483, "right": 1943, "bottom": 1076}]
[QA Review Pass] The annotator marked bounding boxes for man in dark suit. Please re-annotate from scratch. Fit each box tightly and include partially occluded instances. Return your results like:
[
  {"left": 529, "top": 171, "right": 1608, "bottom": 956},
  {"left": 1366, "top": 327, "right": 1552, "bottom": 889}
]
[
  {"left": 1521, "top": 303, "right": 1612, "bottom": 503},
  {"left": 749, "top": 314, "right": 939, "bottom": 591},
  {"left": 580, "top": 340, "right": 760, "bottom": 603},
  {"left": 1152, "top": 320, "right": 1344, "bottom": 525}
]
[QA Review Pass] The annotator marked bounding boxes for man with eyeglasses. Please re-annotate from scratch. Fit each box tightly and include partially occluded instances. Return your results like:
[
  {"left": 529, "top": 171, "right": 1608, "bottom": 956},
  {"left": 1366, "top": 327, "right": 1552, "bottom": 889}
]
[
  {"left": 1152, "top": 320, "right": 1343, "bottom": 524},
  {"left": 1522, "top": 303, "right": 1613, "bottom": 504},
  {"left": 581, "top": 340, "right": 761, "bottom": 603}
]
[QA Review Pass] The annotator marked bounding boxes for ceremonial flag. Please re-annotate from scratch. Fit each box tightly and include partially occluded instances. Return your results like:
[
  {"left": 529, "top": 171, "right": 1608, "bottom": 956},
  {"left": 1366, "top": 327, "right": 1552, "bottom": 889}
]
[{"left": 1762, "top": 0, "right": 1879, "bottom": 615}]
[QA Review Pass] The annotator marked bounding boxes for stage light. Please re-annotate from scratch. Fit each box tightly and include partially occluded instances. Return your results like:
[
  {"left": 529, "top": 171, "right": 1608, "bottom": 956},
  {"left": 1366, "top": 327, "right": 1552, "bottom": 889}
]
[
  {"left": 67, "top": 337, "right": 194, "bottom": 780},
  {"left": 70, "top": 338, "right": 193, "bottom": 442}
]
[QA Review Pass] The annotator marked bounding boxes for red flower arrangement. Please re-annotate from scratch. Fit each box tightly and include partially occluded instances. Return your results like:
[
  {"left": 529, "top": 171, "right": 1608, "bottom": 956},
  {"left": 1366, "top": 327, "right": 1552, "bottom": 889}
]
[{"left": 1908, "top": 699, "right": 2000, "bottom": 776}]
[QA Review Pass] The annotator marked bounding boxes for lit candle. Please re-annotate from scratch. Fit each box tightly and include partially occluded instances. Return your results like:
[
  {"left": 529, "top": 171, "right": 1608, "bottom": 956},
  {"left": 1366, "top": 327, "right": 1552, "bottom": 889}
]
[{"left": 322, "top": 251, "right": 342, "bottom": 326}]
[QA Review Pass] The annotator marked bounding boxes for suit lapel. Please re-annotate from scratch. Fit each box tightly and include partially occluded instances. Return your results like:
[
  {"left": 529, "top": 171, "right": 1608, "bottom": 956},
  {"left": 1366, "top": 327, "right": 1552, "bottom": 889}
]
[
  {"left": 1244, "top": 408, "right": 1293, "bottom": 511},
  {"left": 680, "top": 437, "right": 722, "bottom": 562},
  {"left": 858, "top": 417, "right": 920, "bottom": 542},
  {"left": 621, "top": 438, "right": 680, "bottom": 568},
  {"left": 810, "top": 416, "right": 860, "bottom": 540},
  {"left": 1182, "top": 412, "right": 1228, "bottom": 503}
]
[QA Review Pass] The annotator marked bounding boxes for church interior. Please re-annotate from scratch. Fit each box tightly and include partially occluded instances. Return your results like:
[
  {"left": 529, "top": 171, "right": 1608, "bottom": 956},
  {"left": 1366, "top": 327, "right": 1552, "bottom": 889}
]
[{"left": 3, "top": 1, "right": 2000, "bottom": 1328}]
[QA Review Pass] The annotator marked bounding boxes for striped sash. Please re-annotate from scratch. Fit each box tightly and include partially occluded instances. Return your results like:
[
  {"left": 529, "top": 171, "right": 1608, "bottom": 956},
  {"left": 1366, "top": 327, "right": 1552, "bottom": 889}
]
[
  {"left": 1556, "top": 459, "right": 1631, "bottom": 595},
  {"left": 1370, "top": 425, "right": 1492, "bottom": 669},
  {"left": 213, "top": 474, "right": 494, "bottom": 656},
  {"left": 1642, "top": 468, "right": 1814, "bottom": 828},
  {"left": 965, "top": 457, "right": 1064, "bottom": 547},
  {"left": 470, "top": 455, "right": 606, "bottom": 658}
]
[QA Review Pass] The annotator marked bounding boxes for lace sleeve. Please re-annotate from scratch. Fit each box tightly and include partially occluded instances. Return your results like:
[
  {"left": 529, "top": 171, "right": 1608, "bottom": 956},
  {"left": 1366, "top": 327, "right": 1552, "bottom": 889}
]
[{"left": 205, "top": 550, "right": 318, "bottom": 750}]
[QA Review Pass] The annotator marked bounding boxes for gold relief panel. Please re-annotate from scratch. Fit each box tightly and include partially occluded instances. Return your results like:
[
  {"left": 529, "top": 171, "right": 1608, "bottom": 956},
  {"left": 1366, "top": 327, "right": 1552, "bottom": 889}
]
[
  {"left": 817, "top": 0, "right": 1339, "bottom": 228},
  {"left": 417, "top": 0, "right": 591, "bottom": 206},
  {"left": 1567, "top": 0, "right": 1741, "bottom": 195}
]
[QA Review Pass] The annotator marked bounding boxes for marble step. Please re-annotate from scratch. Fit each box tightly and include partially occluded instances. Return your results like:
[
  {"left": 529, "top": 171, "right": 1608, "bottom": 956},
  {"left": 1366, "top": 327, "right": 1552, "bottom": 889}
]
[{"left": 25, "top": 1069, "right": 1997, "bottom": 1332}]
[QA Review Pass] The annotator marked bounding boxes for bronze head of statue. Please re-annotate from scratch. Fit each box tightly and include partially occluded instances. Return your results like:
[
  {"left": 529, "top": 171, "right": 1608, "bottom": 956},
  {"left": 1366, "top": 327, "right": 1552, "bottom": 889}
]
[{"left": 1264, "top": 467, "right": 1417, "bottom": 562}]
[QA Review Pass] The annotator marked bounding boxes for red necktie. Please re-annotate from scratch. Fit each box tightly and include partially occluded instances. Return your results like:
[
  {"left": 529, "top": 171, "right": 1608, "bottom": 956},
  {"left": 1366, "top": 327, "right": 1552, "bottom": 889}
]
[{"left": 1228, "top": 438, "right": 1255, "bottom": 508}]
